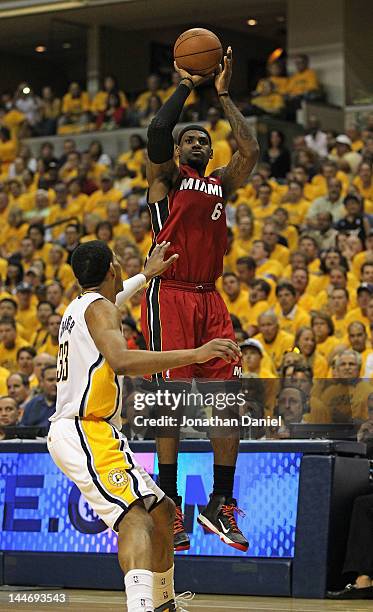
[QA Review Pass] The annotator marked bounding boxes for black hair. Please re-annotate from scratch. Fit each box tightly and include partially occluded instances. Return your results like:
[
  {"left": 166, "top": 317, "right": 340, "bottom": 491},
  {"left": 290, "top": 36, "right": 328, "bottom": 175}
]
[
  {"left": 0, "top": 316, "right": 16, "bottom": 328},
  {"left": 6, "top": 258, "right": 23, "bottom": 286},
  {"left": 251, "top": 278, "right": 271, "bottom": 297},
  {"left": 177, "top": 124, "right": 212, "bottom": 147},
  {"left": 17, "top": 346, "right": 36, "bottom": 360},
  {"left": 268, "top": 129, "right": 285, "bottom": 147},
  {"left": 96, "top": 221, "right": 113, "bottom": 241},
  {"left": 37, "top": 300, "right": 55, "bottom": 311},
  {"left": 41, "top": 364, "right": 56, "bottom": 377},
  {"left": 0, "top": 297, "right": 18, "bottom": 310},
  {"left": 71, "top": 240, "right": 113, "bottom": 289},
  {"left": 28, "top": 223, "right": 45, "bottom": 238},
  {"left": 230, "top": 314, "right": 243, "bottom": 330},
  {"left": 236, "top": 256, "right": 256, "bottom": 271},
  {"left": 276, "top": 281, "right": 297, "bottom": 297}
]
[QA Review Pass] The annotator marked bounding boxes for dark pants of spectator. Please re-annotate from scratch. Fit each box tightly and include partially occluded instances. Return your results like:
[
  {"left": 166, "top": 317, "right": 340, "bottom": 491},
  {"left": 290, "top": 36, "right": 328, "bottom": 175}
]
[{"left": 343, "top": 494, "right": 373, "bottom": 577}]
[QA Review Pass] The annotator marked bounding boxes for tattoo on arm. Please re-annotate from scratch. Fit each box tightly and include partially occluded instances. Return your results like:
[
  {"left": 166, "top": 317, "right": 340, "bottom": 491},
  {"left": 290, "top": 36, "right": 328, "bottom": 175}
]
[
  {"left": 219, "top": 95, "right": 258, "bottom": 157},
  {"left": 217, "top": 96, "right": 259, "bottom": 197}
]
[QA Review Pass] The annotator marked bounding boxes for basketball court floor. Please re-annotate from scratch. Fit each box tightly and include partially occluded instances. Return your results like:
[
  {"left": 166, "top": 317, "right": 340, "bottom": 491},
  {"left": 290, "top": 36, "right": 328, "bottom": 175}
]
[{"left": 0, "top": 589, "right": 371, "bottom": 611}]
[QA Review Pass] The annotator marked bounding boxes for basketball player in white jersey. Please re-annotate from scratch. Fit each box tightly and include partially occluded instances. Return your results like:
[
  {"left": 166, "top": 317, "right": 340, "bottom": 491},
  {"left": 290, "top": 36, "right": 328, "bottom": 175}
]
[{"left": 47, "top": 240, "right": 240, "bottom": 612}]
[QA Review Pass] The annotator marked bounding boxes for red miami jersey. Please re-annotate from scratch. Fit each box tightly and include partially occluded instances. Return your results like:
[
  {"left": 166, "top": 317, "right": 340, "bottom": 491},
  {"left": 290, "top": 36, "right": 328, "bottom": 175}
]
[{"left": 148, "top": 164, "right": 227, "bottom": 283}]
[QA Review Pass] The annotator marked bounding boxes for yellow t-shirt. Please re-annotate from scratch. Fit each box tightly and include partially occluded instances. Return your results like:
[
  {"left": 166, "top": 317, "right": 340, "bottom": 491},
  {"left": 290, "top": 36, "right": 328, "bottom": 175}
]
[
  {"left": 316, "top": 335, "right": 343, "bottom": 360},
  {"left": 45, "top": 263, "right": 75, "bottom": 290},
  {"left": 317, "top": 381, "right": 370, "bottom": 421},
  {"left": 297, "top": 293, "right": 316, "bottom": 312},
  {"left": 0, "top": 365, "right": 10, "bottom": 395},
  {"left": 205, "top": 120, "right": 231, "bottom": 146},
  {"left": 30, "top": 328, "right": 49, "bottom": 351},
  {"left": 0, "top": 224, "right": 28, "bottom": 254},
  {"left": 332, "top": 316, "right": 348, "bottom": 340},
  {"left": 274, "top": 305, "right": 310, "bottom": 336},
  {"left": 345, "top": 307, "right": 370, "bottom": 331},
  {"left": 37, "top": 336, "right": 59, "bottom": 359},
  {"left": 255, "top": 330, "right": 294, "bottom": 372},
  {"left": 246, "top": 300, "right": 271, "bottom": 328},
  {"left": 46, "top": 202, "right": 82, "bottom": 239},
  {"left": 62, "top": 92, "right": 90, "bottom": 114},
  {"left": 85, "top": 188, "right": 123, "bottom": 217},
  {"left": 287, "top": 69, "right": 318, "bottom": 96},
  {"left": 352, "top": 176, "right": 373, "bottom": 201},
  {"left": 251, "top": 93, "right": 284, "bottom": 114},
  {"left": 118, "top": 149, "right": 146, "bottom": 174},
  {"left": 205, "top": 140, "right": 232, "bottom": 176},
  {"left": 135, "top": 89, "right": 166, "bottom": 112},
  {"left": 252, "top": 204, "right": 278, "bottom": 221},
  {"left": 309, "top": 352, "right": 329, "bottom": 378},
  {"left": 282, "top": 200, "right": 309, "bottom": 226},
  {"left": 271, "top": 244, "right": 290, "bottom": 268},
  {"left": 16, "top": 308, "right": 38, "bottom": 341},
  {"left": 311, "top": 171, "right": 349, "bottom": 198},
  {"left": 223, "top": 243, "right": 248, "bottom": 273},
  {"left": 163, "top": 85, "right": 197, "bottom": 107},
  {"left": 280, "top": 225, "right": 298, "bottom": 252},
  {"left": 0, "top": 139, "right": 17, "bottom": 168},
  {"left": 0, "top": 337, "right": 28, "bottom": 372},
  {"left": 132, "top": 234, "right": 153, "bottom": 259},
  {"left": 221, "top": 291, "right": 249, "bottom": 329},
  {"left": 256, "top": 259, "right": 283, "bottom": 279},
  {"left": 91, "top": 90, "right": 128, "bottom": 113}
]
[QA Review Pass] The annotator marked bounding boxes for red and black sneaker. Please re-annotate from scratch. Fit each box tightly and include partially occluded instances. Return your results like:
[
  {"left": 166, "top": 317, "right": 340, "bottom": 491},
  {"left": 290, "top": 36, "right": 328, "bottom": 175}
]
[
  {"left": 197, "top": 495, "right": 249, "bottom": 552},
  {"left": 174, "top": 497, "right": 190, "bottom": 552}
]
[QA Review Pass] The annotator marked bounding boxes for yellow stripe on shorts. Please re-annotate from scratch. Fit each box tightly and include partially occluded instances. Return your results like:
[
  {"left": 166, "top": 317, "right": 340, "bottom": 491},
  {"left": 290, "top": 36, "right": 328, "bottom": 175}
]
[{"left": 79, "top": 419, "right": 138, "bottom": 507}]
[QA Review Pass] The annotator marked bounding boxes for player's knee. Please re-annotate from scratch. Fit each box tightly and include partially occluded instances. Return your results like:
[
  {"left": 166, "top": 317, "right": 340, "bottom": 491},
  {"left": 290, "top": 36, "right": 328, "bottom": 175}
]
[
  {"left": 159, "top": 496, "right": 176, "bottom": 526},
  {"left": 151, "top": 496, "right": 175, "bottom": 531},
  {"left": 118, "top": 503, "right": 154, "bottom": 543}
]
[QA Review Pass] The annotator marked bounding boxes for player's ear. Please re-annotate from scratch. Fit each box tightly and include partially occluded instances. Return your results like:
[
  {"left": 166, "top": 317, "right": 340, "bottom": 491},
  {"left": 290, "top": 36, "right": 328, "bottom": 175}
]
[
  {"left": 108, "top": 262, "right": 116, "bottom": 279},
  {"left": 175, "top": 145, "right": 180, "bottom": 159},
  {"left": 209, "top": 147, "right": 214, "bottom": 160}
]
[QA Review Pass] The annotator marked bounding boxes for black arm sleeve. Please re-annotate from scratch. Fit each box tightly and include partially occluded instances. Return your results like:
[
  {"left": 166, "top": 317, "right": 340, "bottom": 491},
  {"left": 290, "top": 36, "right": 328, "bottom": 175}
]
[{"left": 147, "top": 83, "right": 192, "bottom": 164}]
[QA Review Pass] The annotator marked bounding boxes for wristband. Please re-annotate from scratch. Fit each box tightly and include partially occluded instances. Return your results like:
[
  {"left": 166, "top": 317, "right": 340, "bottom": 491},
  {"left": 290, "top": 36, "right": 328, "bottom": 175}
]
[
  {"left": 180, "top": 77, "right": 194, "bottom": 88},
  {"left": 218, "top": 91, "right": 229, "bottom": 97}
]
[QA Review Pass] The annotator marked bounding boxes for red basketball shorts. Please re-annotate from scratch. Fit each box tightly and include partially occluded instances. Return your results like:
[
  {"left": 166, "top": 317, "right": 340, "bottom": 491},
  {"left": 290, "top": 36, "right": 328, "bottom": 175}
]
[{"left": 141, "top": 278, "right": 242, "bottom": 382}]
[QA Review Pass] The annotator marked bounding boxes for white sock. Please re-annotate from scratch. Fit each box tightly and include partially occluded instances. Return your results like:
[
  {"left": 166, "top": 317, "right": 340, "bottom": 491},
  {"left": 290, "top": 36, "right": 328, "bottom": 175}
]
[
  {"left": 153, "top": 565, "right": 175, "bottom": 608},
  {"left": 125, "top": 569, "right": 154, "bottom": 612}
]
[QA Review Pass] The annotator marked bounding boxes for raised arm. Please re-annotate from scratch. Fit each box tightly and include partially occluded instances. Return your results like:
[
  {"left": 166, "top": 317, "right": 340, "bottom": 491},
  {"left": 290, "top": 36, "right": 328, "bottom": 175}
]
[
  {"left": 115, "top": 241, "right": 178, "bottom": 307},
  {"left": 214, "top": 47, "right": 259, "bottom": 198},
  {"left": 146, "top": 68, "right": 210, "bottom": 203},
  {"left": 85, "top": 299, "right": 241, "bottom": 377}
]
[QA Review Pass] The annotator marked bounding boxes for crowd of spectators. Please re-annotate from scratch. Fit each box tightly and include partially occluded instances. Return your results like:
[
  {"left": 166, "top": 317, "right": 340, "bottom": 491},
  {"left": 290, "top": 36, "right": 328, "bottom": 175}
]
[
  {"left": 247, "top": 54, "right": 322, "bottom": 119},
  {"left": 0, "top": 56, "right": 373, "bottom": 441},
  {"left": 0, "top": 72, "right": 200, "bottom": 139},
  {"left": 0, "top": 53, "right": 322, "bottom": 140}
]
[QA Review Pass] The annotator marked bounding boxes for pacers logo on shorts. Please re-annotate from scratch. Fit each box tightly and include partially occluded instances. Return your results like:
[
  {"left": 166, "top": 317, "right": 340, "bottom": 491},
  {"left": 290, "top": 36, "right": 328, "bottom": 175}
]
[{"left": 108, "top": 468, "right": 129, "bottom": 487}]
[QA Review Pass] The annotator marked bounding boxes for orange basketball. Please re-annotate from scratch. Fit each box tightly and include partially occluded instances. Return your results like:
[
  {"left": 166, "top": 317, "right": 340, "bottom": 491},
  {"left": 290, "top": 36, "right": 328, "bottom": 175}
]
[{"left": 174, "top": 28, "right": 223, "bottom": 77}]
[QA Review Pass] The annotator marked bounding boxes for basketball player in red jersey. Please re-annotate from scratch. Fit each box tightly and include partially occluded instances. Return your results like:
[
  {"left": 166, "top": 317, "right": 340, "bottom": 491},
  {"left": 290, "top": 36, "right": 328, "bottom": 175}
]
[{"left": 142, "top": 47, "right": 259, "bottom": 554}]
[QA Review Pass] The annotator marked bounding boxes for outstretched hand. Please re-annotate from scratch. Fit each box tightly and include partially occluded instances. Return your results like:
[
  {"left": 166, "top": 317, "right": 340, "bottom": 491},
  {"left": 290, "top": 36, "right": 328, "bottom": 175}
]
[
  {"left": 215, "top": 46, "right": 233, "bottom": 95},
  {"left": 143, "top": 241, "right": 179, "bottom": 282},
  {"left": 174, "top": 61, "right": 214, "bottom": 88}
]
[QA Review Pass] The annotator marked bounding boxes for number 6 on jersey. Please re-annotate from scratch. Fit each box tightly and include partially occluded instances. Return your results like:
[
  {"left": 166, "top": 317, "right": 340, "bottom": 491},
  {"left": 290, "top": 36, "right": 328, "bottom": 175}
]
[
  {"left": 56, "top": 341, "right": 69, "bottom": 382},
  {"left": 211, "top": 202, "right": 223, "bottom": 221}
]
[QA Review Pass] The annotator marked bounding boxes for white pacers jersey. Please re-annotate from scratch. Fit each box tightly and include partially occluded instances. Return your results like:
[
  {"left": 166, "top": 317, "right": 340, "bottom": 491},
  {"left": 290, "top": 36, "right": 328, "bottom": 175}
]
[{"left": 50, "top": 292, "right": 123, "bottom": 429}]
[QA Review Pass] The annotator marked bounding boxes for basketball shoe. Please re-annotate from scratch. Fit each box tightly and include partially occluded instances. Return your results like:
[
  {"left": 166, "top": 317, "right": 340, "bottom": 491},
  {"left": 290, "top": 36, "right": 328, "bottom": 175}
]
[
  {"left": 197, "top": 494, "right": 249, "bottom": 552},
  {"left": 174, "top": 497, "right": 190, "bottom": 552},
  {"left": 155, "top": 592, "right": 195, "bottom": 611}
]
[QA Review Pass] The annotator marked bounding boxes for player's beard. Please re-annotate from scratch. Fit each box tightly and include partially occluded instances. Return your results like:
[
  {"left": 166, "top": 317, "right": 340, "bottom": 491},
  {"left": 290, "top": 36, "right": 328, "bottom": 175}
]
[{"left": 185, "top": 155, "right": 207, "bottom": 174}]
